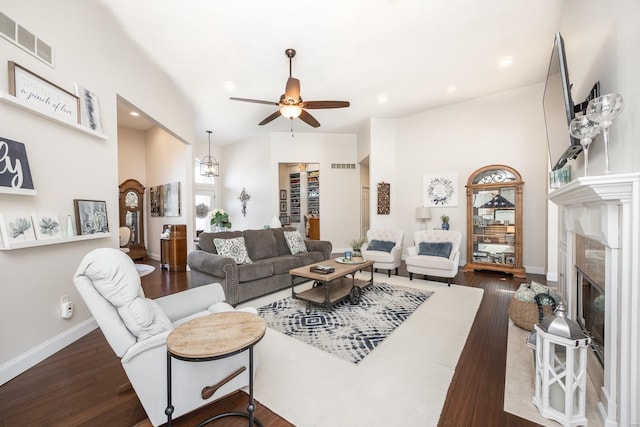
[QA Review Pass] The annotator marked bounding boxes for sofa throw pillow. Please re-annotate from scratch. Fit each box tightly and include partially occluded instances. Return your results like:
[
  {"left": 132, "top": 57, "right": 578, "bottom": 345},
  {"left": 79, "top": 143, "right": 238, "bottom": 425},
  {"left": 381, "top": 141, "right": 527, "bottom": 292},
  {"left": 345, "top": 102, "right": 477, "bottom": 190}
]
[
  {"left": 418, "top": 241, "right": 453, "bottom": 258},
  {"left": 214, "top": 237, "right": 253, "bottom": 264},
  {"left": 284, "top": 230, "right": 308, "bottom": 255},
  {"left": 367, "top": 239, "right": 396, "bottom": 253}
]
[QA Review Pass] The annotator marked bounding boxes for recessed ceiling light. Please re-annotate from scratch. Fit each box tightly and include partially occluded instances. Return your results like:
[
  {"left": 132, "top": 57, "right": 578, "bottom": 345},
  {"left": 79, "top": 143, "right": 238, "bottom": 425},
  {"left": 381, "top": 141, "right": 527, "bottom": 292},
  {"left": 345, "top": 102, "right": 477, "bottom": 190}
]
[
  {"left": 446, "top": 85, "right": 456, "bottom": 93},
  {"left": 377, "top": 94, "right": 388, "bottom": 104},
  {"left": 130, "top": 111, "right": 140, "bottom": 117},
  {"left": 499, "top": 57, "right": 513, "bottom": 68},
  {"left": 223, "top": 81, "right": 235, "bottom": 91}
]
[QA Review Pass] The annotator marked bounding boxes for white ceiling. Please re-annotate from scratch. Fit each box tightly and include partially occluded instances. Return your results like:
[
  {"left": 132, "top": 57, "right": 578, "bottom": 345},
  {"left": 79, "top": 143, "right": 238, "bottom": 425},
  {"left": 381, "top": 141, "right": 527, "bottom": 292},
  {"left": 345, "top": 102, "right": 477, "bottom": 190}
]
[{"left": 102, "top": 0, "right": 566, "bottom": 145}]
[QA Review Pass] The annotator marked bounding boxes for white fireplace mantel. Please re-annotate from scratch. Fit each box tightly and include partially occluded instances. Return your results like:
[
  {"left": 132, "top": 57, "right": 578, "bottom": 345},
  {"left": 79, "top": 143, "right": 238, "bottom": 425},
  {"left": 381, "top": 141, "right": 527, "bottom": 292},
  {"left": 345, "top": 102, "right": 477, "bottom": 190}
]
[{"left": 548, "top": 172, "right": 639, "bottom": 427}]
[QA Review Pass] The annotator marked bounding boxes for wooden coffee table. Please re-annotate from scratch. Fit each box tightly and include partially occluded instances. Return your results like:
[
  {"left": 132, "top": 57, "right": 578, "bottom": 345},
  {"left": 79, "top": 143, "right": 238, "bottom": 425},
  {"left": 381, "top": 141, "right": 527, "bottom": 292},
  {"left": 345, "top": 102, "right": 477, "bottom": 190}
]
[
  {"left": 290, "top": 258, "right": 374, "bottom": 313},
  {"left": 165, "top": 311, "right": 266, "bottom": 427}
]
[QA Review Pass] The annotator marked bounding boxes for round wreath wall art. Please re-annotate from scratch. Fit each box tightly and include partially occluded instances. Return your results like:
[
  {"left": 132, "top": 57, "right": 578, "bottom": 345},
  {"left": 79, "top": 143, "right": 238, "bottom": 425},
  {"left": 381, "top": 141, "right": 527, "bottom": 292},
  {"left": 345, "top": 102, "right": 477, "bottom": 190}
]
[{"left": 426, "top": 177, "right": 455, "bottom": 205}]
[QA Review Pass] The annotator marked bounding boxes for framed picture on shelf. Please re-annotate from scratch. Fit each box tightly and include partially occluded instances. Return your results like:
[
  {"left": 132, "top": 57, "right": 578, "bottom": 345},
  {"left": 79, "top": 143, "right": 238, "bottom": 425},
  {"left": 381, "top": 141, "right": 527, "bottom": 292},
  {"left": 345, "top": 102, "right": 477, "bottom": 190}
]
[
  {"left": 0, "top": 213, "right": 37, "bottom": 248},
  {"left": 0, "top": 136, "right": 36, "bottom": 195},
  {"left": 279, "top": 215, "right": 290, "bottom": 225},
  {"left": 8, "top": 61, "right": 80, "bottom": 125},
  {"left": 279, "top": 189, "right": 287, "bottom": 200},
  {"left": 75, "top": 84, "right": 103, "bottom": 132},
  {"left": 494, "top": 209, "right": 515, "bottom": 225},
  {"left": 31, "top": 212, "right": 63, "bottom": 240},
  {"left": 73, "top": 199, "right": 109, "bottom": 235}
]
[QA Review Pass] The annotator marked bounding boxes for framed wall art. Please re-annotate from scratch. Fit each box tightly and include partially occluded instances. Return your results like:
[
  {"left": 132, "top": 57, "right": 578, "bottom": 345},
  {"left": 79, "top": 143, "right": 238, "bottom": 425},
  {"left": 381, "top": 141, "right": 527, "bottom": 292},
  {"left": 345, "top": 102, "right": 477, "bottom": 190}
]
[
  {"left": 0, "top": 213, "right": 36, "bottom": 248},
  {"left": 279, "top": 215, "right": 290, "bottom": 225},
  {"left": 150, "top": 185, "right": 163, "bottom": 217},
  {"left": 74, "top": 199, "right": 109, "bottom": 235},
  {"left": 0, "top": 136, "right": 36, "bottom": 195},
  {"left": 8, "top": 61, "right": 80, "bottom": 125},
  {"left": 75, "top": 84, "right": 103, "bottom": 132},
  {"left": 163, "top": 182, "right": 181, "bottom": 217},
  {"left": 377, "top": 182, "right": 390, "bottom": 215},
  {"left": 279, "top": 189, "right": 287, "bottom": 200},
  {"left": 423, "top": 173, "right": 459, "bottom": 207},
  {"left": 31, "top": 212, "right": 62, "bottom": 240}
]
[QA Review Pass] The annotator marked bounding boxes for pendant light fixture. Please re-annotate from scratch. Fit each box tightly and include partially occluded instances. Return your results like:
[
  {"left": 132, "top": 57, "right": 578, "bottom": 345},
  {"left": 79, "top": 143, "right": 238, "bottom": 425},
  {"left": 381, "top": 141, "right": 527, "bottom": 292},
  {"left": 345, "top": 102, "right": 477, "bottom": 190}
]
[{"left": 200, "top": 130, "right": 220, "bottom": 177}]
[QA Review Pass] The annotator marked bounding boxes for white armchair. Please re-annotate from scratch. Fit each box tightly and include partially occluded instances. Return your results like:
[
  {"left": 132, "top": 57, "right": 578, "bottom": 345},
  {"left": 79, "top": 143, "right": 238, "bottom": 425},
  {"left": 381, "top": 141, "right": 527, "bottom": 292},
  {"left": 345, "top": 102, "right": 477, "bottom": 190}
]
[
  {"left": 361, "top": 229, "right": 404, "bottom": 277},
  {"left": 405, "top": 230, "right": 462, "bottom": 286},
  {"left": 73, "top": 248, "right": 257, "bottom": 426}
]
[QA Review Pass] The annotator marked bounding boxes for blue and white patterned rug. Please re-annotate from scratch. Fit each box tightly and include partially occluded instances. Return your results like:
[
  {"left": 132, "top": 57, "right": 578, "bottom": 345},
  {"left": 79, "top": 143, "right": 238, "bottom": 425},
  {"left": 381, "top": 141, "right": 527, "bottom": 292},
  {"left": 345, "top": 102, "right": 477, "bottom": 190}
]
[{"left": 257, "top": 282, "right": 433, "bottom": 364}]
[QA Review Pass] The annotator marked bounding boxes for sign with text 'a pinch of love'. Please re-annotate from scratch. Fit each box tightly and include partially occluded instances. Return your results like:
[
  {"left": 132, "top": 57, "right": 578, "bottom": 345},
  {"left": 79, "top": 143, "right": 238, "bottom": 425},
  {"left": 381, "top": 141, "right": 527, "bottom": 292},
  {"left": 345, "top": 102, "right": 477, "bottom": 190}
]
[
  {"left": 8, "top": 61, "right": 80, "bottom": 125},
  {"left": 0, "top": 137, "right": 36, "bottom": 195}
]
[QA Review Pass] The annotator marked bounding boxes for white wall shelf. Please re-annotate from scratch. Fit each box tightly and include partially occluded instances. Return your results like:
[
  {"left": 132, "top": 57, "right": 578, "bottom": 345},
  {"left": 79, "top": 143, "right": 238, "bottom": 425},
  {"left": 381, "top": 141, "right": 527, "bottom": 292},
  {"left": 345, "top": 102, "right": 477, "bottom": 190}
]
[
  {"left": 0, "top": 91, "right": 108, "bottom": 140},
  {"left": 0, "top": 232, "right": 111, "bottom": 250}
]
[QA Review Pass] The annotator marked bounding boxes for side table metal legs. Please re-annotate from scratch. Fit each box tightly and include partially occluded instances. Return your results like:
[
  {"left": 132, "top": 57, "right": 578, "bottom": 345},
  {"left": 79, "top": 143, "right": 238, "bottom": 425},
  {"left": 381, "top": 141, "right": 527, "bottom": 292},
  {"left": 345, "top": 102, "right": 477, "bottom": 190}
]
[{"left": 166, "top": 347, "right": 262, "bottom": 427}]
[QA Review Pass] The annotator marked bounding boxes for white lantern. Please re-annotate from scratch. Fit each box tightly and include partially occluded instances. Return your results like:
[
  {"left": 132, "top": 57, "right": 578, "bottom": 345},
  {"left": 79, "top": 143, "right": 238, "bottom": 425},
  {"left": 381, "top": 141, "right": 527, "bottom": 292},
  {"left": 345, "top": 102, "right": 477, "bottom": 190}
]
[{"left": 533, "top": 302, "right": 590, "bottom": 427}]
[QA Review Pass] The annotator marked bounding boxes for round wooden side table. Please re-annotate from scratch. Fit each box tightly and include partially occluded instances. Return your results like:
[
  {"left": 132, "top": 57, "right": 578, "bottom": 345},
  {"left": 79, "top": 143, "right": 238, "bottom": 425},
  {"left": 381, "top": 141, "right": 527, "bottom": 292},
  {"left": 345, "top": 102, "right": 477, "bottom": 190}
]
[{"left": 165, "top": 311, "right": 266, "bottom": 427}]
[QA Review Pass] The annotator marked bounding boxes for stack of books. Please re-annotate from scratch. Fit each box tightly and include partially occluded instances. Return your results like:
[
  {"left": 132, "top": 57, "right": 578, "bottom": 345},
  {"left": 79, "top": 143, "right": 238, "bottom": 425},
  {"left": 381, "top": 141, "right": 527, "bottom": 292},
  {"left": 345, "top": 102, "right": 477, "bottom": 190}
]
[{"left": 310, "top": 265, "right": 335, "bottom": 274}]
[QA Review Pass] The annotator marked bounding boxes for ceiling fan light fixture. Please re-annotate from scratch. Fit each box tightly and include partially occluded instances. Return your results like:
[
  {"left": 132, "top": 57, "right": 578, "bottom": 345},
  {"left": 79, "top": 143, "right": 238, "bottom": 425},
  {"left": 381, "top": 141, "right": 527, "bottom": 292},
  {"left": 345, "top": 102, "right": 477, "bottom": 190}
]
[
  {"left": 280, "top": 104, "right": 302, "bottom": 119},
  {"left": 200, "top": 130, "right": 220, "bottom": 177}
]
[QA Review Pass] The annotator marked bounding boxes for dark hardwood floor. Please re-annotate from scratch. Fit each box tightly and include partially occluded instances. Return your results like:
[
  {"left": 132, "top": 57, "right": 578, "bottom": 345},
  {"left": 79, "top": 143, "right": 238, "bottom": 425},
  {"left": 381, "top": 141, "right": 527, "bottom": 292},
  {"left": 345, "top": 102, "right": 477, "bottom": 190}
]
[{"left": 0, "top": 258, "right": 543, "bottom": 426}]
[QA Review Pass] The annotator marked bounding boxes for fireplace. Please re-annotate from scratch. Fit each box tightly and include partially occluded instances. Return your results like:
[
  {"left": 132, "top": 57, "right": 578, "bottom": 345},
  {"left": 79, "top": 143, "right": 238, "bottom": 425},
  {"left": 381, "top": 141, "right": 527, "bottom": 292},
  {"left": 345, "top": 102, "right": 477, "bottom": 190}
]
[
  {"left": 548, "top": 173, "right": 640, "bottom": 427},
  {"left": 575, "top": 235, "right": 605, "bottom": 366}
]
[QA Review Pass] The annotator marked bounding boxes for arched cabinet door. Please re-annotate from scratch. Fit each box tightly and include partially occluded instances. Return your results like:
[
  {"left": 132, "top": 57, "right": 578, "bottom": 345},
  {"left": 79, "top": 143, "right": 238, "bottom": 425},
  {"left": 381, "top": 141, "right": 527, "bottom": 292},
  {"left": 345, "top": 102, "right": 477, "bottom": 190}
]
[
  {"left": 119, "top": 179, "right": 148, "bottom": 260},
  {"left": 463, "top": 164, "right": 526, "bottom": 278}
]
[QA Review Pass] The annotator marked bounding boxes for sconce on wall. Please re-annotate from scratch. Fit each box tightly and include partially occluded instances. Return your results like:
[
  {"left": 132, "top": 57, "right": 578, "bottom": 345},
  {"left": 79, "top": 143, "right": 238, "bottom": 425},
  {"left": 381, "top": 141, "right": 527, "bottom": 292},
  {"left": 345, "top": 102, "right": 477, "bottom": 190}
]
[
  {"left": 238, "top": 187, "right": 251, "bottom": 217},
  {"left": 200, "top": 130, "right": 220, "bottom": 177}
]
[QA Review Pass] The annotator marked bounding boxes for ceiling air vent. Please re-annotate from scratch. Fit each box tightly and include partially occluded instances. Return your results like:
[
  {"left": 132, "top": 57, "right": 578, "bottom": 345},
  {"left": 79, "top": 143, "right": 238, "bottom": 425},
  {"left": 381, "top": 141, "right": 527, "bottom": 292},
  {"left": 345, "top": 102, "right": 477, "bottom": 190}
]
[
  {"left": 331, "top": 163, "right": 356, "bottom": 169},
  {"left": 0, "top": 12, "right": 54, "bottom": 67}
]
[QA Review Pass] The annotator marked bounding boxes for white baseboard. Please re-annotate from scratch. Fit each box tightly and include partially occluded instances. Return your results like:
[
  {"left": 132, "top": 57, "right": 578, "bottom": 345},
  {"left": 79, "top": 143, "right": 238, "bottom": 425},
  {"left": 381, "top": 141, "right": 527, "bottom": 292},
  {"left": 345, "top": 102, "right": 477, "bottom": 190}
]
[{"left": 0, "top": 318, "right": 97, "bottom": 386}]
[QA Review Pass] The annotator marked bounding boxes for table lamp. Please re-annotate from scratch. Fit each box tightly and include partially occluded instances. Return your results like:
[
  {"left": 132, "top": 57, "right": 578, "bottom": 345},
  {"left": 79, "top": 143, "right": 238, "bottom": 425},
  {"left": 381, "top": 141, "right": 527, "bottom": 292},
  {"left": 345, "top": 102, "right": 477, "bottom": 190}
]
[{"left": 416, "top": 206, "right": 431, "bottom": 230}]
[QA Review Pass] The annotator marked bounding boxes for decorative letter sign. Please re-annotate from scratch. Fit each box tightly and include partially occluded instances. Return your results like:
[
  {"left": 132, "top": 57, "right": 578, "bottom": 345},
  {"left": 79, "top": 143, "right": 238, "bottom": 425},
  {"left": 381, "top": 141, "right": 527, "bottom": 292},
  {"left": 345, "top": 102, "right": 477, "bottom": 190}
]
[{"left": 0, "top": 137, "right": 36, "bottom": 195}]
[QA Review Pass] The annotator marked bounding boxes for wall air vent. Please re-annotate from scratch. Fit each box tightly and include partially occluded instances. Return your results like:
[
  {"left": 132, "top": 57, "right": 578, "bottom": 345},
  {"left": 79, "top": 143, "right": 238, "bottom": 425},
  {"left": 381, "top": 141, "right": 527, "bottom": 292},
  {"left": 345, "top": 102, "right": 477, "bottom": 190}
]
[
  {"left": 0, "top": 12, "right": 54, "bottom": 67},
  {"left": 331, "top": 163, "right": 356, "bottom": 169}
]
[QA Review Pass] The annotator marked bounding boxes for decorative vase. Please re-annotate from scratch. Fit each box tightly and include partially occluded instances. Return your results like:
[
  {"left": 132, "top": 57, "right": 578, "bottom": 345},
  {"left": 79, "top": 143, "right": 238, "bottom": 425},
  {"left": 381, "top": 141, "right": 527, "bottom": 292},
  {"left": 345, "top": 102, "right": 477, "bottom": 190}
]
[
  {"left": 66, "top": 215, "right": 74, "bottom": 237},
  {"left": 213, "top": 224, "right": 225, "bottom": 232},
  {"left": 441, "top": 223, "right": 450, "bottom": 230}
]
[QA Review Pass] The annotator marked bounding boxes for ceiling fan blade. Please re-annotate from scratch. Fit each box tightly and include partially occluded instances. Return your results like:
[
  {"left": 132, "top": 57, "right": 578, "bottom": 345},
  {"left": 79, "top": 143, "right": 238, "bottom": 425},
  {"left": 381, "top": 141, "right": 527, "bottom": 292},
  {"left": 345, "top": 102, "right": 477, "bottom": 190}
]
[
  {"left": 230, "top": 97, "right": 279, "bottom": 106},
  {"left": 302, "top": 100, "right": 350, "bottom": 109},
  {"left": 299, "top": 109, "right": 321, "bottom": 128},
  {"left": 259, "top": 110, "right": 282, "bottom": 126},
  {"left": 285, "top": 78, "right": 300, "bottom": 103}
]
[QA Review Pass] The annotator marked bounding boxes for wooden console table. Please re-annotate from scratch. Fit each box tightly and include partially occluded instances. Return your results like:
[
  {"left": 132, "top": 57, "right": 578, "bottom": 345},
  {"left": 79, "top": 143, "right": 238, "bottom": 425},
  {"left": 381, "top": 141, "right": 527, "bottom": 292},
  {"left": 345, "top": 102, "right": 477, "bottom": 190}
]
[{"left": 160, "top": 224, "right": 187, "bottom": 271}]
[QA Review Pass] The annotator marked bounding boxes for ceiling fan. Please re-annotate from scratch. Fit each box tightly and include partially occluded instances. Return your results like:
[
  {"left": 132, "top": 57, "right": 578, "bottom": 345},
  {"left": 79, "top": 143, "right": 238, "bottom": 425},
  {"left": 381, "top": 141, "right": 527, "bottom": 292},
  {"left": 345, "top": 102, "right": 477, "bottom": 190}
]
[{"left": 230, "top": 48, "right": 350, "bottom": 128}]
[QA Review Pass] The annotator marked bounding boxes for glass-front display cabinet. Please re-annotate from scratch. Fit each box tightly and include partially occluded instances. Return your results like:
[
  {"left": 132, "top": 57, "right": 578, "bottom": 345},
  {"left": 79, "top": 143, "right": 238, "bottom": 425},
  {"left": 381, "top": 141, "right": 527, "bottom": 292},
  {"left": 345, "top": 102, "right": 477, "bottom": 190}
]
[
  {"left": 119, "top": 179, "right": 148, "bottom": 260},
  {"left": 464, "top": 165, "right": 525, "bottom": 278}
]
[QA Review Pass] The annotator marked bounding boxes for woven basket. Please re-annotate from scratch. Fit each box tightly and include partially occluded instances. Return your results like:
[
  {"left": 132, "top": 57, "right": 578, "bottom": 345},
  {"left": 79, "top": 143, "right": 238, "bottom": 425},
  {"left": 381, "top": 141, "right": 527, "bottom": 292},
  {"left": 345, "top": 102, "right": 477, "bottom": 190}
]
[{"left": 508, "top": 297, "right": 555, "bottom": 331}]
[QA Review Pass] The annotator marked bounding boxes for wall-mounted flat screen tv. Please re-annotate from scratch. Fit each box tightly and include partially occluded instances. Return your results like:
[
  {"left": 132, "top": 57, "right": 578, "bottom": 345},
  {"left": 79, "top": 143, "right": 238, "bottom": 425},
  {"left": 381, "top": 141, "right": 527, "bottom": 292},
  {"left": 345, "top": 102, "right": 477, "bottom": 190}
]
[{"left": 543, "top": 32, "right": 581, "bottom": 171}]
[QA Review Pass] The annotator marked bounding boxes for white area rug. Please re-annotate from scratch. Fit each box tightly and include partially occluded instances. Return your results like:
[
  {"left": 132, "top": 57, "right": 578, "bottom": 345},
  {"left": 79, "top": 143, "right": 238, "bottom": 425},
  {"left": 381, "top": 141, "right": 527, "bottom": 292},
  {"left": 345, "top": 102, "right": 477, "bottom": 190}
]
[
  {"left": 504, "top": 321, "right": 603, "bottom": 426},
  {"left": 135, "top": 264, "right": 155, "bottom": 277},
  {"left": 237, "top": 272, "right": 484, "bottom": 427}
]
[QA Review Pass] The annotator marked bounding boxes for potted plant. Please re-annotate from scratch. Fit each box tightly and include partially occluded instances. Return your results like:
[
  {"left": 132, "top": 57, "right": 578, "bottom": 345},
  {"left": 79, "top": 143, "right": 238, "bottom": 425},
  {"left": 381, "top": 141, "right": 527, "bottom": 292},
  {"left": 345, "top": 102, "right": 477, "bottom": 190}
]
[
  {"left": 349, "top": 237, "right": 366, "bottom": 259},
  {"left": 209, "top": 209, "right": 232, "bottom": 232},
  {"left": 440, "top": 215, "right": 450, "bottom": 230}
]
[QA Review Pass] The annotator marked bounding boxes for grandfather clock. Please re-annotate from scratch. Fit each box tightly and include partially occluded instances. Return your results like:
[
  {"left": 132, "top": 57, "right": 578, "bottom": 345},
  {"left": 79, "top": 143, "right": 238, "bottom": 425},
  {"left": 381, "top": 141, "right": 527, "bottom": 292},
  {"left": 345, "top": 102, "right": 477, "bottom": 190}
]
[{"left": 119, "top": 179, "right": 148, "bottom": 260}]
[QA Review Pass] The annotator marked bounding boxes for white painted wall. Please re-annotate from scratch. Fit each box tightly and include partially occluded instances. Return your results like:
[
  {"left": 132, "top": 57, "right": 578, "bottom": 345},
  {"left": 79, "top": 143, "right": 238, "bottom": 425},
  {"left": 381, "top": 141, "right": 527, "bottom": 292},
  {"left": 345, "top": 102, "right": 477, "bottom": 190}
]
[
  {"left": 392, "top": 84, "right": 549, "bottom": 273},
  {"left": 546, "top": 0, "right": 640, "bottom": 280},
  {"left": 0, "top": 0, "right": 195, "bottom": 384}
]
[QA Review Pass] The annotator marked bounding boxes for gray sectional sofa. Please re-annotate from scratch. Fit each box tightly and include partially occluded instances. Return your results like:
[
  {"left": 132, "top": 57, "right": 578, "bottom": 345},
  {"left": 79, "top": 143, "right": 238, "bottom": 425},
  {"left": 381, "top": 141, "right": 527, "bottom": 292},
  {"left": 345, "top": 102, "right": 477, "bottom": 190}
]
[{"left": 187, "top": 227, "right": 332, "bottom": 306}]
